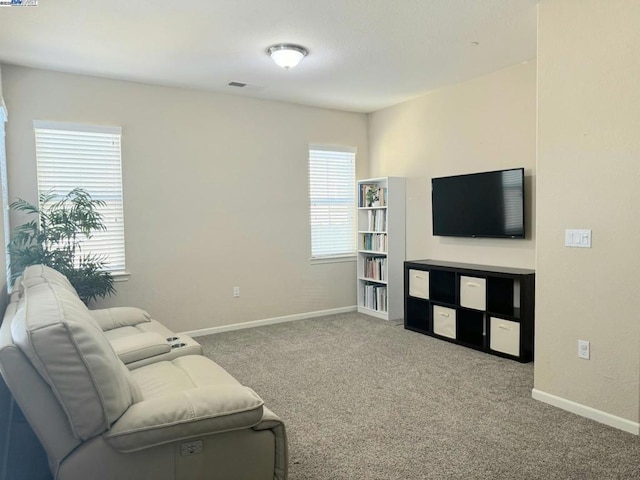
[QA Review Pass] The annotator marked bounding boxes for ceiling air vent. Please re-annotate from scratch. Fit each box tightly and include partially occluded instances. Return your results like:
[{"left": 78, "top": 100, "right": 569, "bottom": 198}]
[{"left": 226, "top": 82, "right": 265, "bottom": 92}]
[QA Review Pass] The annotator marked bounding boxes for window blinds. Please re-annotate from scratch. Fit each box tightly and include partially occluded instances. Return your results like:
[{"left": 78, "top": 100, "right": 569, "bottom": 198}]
[
  {"left": 33, "top": 121, "right": 126, "bottom": 273},
  {"left": 308, "top": 146, "right": 356, "bottom": 258}
]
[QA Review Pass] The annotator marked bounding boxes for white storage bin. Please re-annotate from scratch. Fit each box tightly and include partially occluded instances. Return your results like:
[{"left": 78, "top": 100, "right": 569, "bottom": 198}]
[
  {"left": 433, "top": 305, "right": 456, "bottom": 339},
  {"left": 460, "top": 276, "right": 486, "bottom": 310},
  {"left": 490, "top": 317, "right": 520, "bottom": 356},
  {"left": 408, "top": 269, "right": 429, "bottom": 299}
]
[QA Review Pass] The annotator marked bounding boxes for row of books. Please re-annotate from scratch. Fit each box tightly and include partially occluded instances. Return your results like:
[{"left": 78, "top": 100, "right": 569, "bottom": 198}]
[
  {"left": 358, "top": 184, "right": 388, "bottom": 208},
  {"left": 363, "top": 256, "right": 387, "bottom": 281},
  {"left": 363, "top": 284, "right": 387, "bottom": 312},
  {"left": 360, "top": 233, "right": 387, "bottom": 252},
  {"left": 364, "top": 209, "right": 386, "bottom": 232}
]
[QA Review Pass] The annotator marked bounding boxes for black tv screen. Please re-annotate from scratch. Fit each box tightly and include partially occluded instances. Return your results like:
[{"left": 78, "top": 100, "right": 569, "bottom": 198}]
[{"left": 432, "top": 168, "right": 525, "bottom": 238}]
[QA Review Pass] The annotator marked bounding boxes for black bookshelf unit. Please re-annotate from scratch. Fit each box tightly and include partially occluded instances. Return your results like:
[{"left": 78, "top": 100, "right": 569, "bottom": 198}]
[{"left": 404, "top": 259, "right": 535, "bottom": 363}]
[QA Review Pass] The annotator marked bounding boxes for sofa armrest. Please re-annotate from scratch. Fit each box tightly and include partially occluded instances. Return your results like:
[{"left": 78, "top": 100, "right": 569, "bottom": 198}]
[
  {"left": 89, "top": 307, "right": 151, "bottom": 331},
  {"left": 253, "top": 407, "right": 288, "bottom": 480},
  {"left": 109, "top": 332, "right": 171, "bottom": 365},
  {"left": 104, "top": 385, "right": 264, "bottom": 452}
]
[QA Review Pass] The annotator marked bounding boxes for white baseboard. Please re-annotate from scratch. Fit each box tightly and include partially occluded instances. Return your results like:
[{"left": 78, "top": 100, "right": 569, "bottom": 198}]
[
  {"left": 182, "top": 306, "right": 357, "bottom": 338},
  {"left": 532, "top": 388, "right": 639, "bottom": 435}
]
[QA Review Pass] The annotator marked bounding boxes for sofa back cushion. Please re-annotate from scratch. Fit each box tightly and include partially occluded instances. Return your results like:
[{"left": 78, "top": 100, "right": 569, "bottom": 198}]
[
  {"left": 11, "top": 279, "right": 133, "bottom": 440},
  {"left": 21, "top": 264, "right": 79, "bottom": 296}
]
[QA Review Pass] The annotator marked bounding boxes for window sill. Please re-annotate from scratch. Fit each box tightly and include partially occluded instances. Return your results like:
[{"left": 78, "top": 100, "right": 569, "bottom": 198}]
[
  {"left": 310, "top": 255, "right": 356, "bottom": 265},
  {"left": 112, "top": 271, "right": 131, "bottom": 282}
]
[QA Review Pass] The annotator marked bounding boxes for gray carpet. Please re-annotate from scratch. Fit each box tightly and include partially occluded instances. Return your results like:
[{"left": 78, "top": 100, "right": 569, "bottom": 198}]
[{"left": 198, "top": 312, "right": 640, "bottom": 480}]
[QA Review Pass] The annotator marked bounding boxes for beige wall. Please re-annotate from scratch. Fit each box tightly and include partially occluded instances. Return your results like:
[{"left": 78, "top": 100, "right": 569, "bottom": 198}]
[
  {"left": 368, "top": 62, "right": 536, "bottom": 268},
  {"left": 2, "top": 65, "right": 368, "bottom": 332},
  {"left": 535, "top": 0, "right": 640, "bottom": 424}
]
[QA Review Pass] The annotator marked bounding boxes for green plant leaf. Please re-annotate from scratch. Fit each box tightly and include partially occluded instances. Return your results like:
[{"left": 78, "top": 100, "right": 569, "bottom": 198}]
[{"left": 8, "top": 187, "right": 115, "bottom": 304}]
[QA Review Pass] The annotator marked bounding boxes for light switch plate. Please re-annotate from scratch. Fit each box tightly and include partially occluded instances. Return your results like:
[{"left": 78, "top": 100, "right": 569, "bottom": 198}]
[{"left": 565, "top": 229, "right": 592, "bottom": 248}]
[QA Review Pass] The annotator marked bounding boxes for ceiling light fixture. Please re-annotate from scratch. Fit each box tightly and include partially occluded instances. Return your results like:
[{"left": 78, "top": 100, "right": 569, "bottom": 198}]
[{"left": 267, "top": 44, "right": 308, "bottom": 69}]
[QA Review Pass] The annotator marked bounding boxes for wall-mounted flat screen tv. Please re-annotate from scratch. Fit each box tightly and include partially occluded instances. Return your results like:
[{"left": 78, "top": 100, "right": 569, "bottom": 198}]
[{"left": 431, "top": 167, "right": 525, "bottom": 238}]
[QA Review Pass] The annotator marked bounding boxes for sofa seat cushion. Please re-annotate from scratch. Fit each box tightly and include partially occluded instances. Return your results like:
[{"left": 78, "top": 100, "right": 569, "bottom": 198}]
[
  {"left": 132, "top": 355, "right": 240, "bottom": 400},
  {"left": 105, "top": 384, "right": 264, "bottom": 453},
  {"left": 105, "top": 355, "right": 264, "bottom": 452}
]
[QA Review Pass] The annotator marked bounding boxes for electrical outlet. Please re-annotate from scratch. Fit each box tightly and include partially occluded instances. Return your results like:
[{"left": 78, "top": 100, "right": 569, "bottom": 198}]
[
  {"left": 578, "top": 340, "right": 590, "bottom": 359},
  {"left": 233, "top": 286, "right": 240, "bottom": 298}
]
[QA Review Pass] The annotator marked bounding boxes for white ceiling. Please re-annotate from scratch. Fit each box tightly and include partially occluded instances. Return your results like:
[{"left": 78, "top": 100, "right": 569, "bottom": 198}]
[{"left": 0, "top": 0, "right": 538, "bottom": 113}]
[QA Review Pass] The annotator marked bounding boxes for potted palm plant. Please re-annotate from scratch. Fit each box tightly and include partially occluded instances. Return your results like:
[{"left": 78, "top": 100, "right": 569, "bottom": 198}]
[{"left": 8, "top": 188, "right": 115, "bottom": 305}]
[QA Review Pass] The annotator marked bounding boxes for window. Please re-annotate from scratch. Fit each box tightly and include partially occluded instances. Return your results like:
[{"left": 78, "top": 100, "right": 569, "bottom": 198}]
[
  {"left": 308, "top": 146, "right": 356, "bottom": 260},
  {"left": 33, "top": 121, "right": 126, "bottom": 273}
]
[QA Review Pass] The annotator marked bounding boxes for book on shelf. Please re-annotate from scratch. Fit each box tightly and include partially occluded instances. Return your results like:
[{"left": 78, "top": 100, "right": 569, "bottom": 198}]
[
  {"left": 366, "top": 209, "right": 386, "bottom": 232},
  {"left": 362, "top": 283, "right": 387, "bottom": 312},
  {"left": 363, "top": 256, "right": 387, "bottom": 281},
  {"left": 360, "top": 233, "right": 387, "bottom": 252}
]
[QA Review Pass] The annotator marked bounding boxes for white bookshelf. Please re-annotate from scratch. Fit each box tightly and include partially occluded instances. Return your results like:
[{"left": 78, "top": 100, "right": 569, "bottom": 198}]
[{"left": 356, "top": 177, "right": 406, "bottom": 320}]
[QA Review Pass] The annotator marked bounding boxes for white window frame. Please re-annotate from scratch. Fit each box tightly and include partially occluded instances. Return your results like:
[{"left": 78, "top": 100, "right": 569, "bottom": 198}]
[
  {"left": 308, "top": 145, "right": 357, "bottom": 264},
  {"left": 33, "top": 120, "right": 127, "bottom": 276}
]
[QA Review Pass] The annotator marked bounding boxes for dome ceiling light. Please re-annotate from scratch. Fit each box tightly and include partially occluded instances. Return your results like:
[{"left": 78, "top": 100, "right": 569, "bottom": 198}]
[{"left": 267, "top": 44, "right": 308, "bottom": 69}]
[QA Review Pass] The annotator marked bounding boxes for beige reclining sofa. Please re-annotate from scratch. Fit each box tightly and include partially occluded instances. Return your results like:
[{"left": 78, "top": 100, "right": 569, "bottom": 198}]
[
  {"left": 16, "top": 265, "right": 203, "bottom": 369},
  {"left": 0, "top": 265, "right": 288, "bottom": 480}
]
